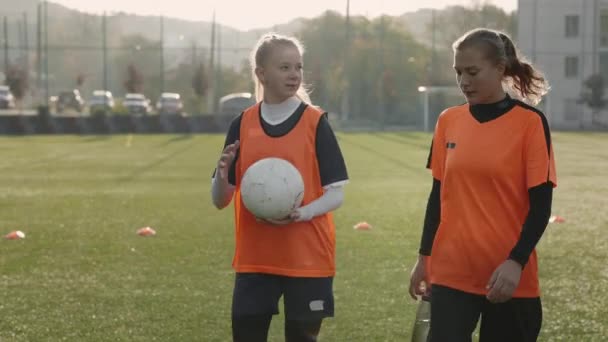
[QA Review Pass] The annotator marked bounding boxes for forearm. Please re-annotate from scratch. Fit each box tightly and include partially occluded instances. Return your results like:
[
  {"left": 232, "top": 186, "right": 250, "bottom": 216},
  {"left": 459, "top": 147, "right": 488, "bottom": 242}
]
[
  {"left": 295, "top": 185, "right": 344, "bottom": 221},
  {"left": 211, "top": 176, "right": 235, "bottom": 209},
  {"left": 509, "top": 182, "right": 553, "bottom": 267},
  {"left": 419, "top": 178, "right": 441, "bottom": 256}
]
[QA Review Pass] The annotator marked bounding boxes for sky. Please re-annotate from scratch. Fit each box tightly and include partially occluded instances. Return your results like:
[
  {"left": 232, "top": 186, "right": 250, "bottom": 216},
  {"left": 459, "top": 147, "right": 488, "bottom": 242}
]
[{"left": 53, "top": 0, "right": 517, "bottom": 31}]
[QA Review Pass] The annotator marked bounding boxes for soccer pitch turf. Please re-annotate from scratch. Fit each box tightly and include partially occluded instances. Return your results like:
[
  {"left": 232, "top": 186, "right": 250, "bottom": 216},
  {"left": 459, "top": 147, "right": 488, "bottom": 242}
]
[{"left": 0, "top": 133, "right": 606, "bottom": 341}]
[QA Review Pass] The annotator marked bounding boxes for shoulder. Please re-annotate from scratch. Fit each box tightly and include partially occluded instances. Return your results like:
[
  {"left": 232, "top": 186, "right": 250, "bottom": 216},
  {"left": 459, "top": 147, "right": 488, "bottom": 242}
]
[
  {"left": 304, "top": 103, "right": 326, "bottom": 119},
  {"left": 235, "top": 102, "right": 262, "bottom": 129},
  {"left": 512, "top": 101, "right": 552, "bottom": 153},
  {"left": 229, "top": 112, "right": 244, "bottom": 129},
  {"left": 512, "top": 100, "right": 548, "bottom": 121},
  {"left": 512, "top": 100, "right": 550, "bottom": 131},
  {"left": 437, "top": 103, "right": 468, "bottom": 126},
  {"left": 315, "top": 112, "right": 333, "bottom": 135},
  {"left": 241, "top": 102, "right": 261, "bottom": 118},
  {"left": 299, "top": 103, "right": 327, "bottom": 131},
  {"left": 225, "top": 112, "right": 244, "bottom": 140}
]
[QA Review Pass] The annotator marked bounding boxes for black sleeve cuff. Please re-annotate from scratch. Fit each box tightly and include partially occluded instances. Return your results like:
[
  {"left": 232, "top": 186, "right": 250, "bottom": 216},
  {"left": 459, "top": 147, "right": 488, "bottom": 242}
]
[
  {"left": 508, "top": 182, "right": 553, "bottom": 267},
  {"left": 419, "top": 178, "right": 441, "bottom": 256}
]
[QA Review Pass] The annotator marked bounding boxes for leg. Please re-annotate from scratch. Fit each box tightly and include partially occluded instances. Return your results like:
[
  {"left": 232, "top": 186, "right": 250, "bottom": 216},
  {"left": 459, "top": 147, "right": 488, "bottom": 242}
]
[
  {"left": 285, "top": 319, "right": 323, "bottom": 342},
  {"left": 282, "top": 276, "right": 334, "bottom": 341},
  {"left": 231, "top": 273, "right": 282, "bottom": 342},
  {"left": 479, "top": 297, "right": 542, "bottom": 342},
  {"left": 232, "top": 314, "right": 272, "bottom": 342},
  {"left": 427, "top": 285, "right": 484, "bottom": 342}
]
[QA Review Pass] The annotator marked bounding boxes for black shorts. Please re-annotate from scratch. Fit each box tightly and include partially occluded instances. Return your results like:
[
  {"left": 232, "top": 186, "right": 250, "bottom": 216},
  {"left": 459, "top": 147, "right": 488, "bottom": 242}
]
[
  {"left": 231, "top": 273, "right": 334, "bottom": 321},
  {"left": 428, "top": 284, "right": 542, "bottom": 342}
]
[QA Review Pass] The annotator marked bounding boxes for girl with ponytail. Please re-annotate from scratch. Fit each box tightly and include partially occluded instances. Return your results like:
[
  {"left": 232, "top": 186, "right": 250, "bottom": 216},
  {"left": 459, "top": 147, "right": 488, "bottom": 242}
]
[{"left": 409, "top": 28, "right": 557, "bottom": 342}]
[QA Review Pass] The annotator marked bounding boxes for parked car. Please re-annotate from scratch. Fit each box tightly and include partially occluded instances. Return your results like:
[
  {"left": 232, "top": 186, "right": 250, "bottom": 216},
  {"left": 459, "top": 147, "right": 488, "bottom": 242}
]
[
  {"left": 123, "top": 93, "right": 151, "bottom": 115},
  {"left": 0, "top": 85, "right": 15, "bottom": 109},
  {"left": 218, "top": 92, "right": 255, "bottom": 116},
  {"left": 217, "top": 92, "right": 255, "bottom": 129},
  {"left": 56, "top": 89, "right": 85, "bottom": 113},
  {"left": 156, "top": 92, "right": 184, "bottom": 115},
  {"left": 89, "top": 90, "right": 115, "bottom": 114}
]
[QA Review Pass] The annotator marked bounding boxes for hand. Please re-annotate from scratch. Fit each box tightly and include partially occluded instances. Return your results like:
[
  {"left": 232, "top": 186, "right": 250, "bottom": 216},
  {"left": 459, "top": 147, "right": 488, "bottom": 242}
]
[
  {"left": 409, "top": 255, "right": 430, "bottom": 300},
  {"left": 486, "top": 259, "right": 522, "bottom": 303},
  {"left": 256, "top": 207, "right": 310, "bottom": 225},
  {"left": 217, "top": 140, "right": 239, "bottom": 180},
  {"left": 289, "top": 207, "right": 313, "bottom": 222},
  {"left": 256, "top": 216, "right": 294, "bottom": 225}
]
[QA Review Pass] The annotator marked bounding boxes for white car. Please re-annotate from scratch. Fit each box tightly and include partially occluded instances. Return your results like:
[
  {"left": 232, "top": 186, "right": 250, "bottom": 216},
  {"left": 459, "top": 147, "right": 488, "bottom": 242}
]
[
  {"left": 156, "top": 92, "right": 184, "bottom": 115},
  {"left": 0, "top": 85, "right": 15, "bottom": 109},
  {"left": 89, "top": 90, "right": 115, "bottom": 113},
  {"left": 123, "top": 93, "right": 151, "bottom": 115}
]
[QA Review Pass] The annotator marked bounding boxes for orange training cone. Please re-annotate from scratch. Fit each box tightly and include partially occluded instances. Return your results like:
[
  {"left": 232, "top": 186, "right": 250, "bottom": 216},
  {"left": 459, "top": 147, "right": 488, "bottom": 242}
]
[
  {"left": 353, "top": 222, "right": 372, "bottom": 230},
  {"left": 4, "top": 230, "right": 25, "bottom": 240},
  {"left": 137, "top": 227, "right": 156, "bottom": 237}
]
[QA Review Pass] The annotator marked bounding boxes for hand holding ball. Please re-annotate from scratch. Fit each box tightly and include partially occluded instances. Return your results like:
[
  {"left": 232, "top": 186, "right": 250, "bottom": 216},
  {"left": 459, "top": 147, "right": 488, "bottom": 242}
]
[{"left": 240, "top": 158, "right": 305, "bottom": 221}]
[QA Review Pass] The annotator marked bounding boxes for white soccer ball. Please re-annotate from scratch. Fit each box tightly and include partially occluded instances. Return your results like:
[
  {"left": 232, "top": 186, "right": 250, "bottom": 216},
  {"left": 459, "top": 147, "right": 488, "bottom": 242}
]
[{"left": 240, "top": 158, "right": 305, "bottom": 220}]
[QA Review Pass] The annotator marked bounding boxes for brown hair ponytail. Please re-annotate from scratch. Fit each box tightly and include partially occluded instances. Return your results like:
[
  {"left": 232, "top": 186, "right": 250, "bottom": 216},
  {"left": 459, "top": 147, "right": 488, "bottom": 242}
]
[{"left": 453, "top": 28, "right": 550, "bottom": 105}]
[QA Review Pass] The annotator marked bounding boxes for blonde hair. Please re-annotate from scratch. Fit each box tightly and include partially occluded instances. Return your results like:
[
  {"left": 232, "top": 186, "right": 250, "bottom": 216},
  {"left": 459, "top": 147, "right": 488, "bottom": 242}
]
[
  {"left": 249, "top": 33, "right": 311, "bottom": 103},
  {"left": 453, "top": 28, "right": 550, "bottom": 105}
]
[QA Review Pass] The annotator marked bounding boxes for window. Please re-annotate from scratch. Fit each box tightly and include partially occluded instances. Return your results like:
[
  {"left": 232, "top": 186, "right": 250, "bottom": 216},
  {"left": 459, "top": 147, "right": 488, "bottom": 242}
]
[
  {"left": 565, "top": 15, "right": 579, "bottom": 38},
  {"left": 563, "top": 99, "right": 581, "bottom": 121},
  {"left": 601, "top": 10, "right": 608, "bottom": 46},
  {"left": 565, "top": 56, "right": 579, "bottom": 78},
  {"left": 600, "top": 52, "right": 608, "bottom": 81}
]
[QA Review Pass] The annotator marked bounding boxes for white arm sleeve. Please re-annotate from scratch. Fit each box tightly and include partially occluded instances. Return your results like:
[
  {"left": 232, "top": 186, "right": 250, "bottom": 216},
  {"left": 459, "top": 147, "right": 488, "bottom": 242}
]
[
  {"left": 211, "top": 175, "right": 236, "bottom": 209},
  {"left": 295, "top": 184, "right": 345, "bottom": 222}
]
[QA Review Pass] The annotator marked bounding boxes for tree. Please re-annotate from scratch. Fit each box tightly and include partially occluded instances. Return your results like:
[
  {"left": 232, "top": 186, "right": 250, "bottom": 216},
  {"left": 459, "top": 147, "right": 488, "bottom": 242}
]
[
  {"left": 297, "top": 12, "right": 429, "bottom": 125},
  {"left": 424, "top": 2, "right": 516, "bottom": 86},
  {"left": 191, "top": 63, "right": 209, "bottom": 98},
  {"left": 579, "top": 74, "right": 607, "bottom": 127},
  {"left": 124, "top": 64, "right": 143, "bottom": 93},
  {"left": 216, "top": 63, "right": 253, "bottom": 97},
  {"left": 113, "top": 35, "right": 161, "bottom": 99},
  {"left": 76, "top": 73, "right": 86, "bottom": 88},
  {"left": 5, "top": 65, "right": 29, "bottom": 111},
  {"left": 430, "top": 2, "right": 515, "bottom": 48}
]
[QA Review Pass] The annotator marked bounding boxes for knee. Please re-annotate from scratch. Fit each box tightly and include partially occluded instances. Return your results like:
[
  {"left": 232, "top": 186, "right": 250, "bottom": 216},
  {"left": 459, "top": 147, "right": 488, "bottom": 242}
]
[{"left": 285, "top": 319, "right": 322, "bottom": 342}]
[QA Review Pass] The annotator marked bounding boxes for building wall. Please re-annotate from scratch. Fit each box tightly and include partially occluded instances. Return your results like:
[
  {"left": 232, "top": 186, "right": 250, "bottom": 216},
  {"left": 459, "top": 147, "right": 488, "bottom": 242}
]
[{"left": 517, "top": 0, "right": 608, "bottom": 129}]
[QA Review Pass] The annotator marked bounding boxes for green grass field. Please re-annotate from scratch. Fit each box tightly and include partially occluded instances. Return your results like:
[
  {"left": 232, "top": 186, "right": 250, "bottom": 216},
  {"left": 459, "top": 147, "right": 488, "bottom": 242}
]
[{"left": 0, "top": 132, "right": 606, "bottom": 341}]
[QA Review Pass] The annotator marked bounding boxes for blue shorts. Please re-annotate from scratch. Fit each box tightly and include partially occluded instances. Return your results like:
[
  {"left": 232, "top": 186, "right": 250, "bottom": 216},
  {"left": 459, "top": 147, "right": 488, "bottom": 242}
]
[{"left": 231, "top": 273, "right": 334, "bottom": 321}]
